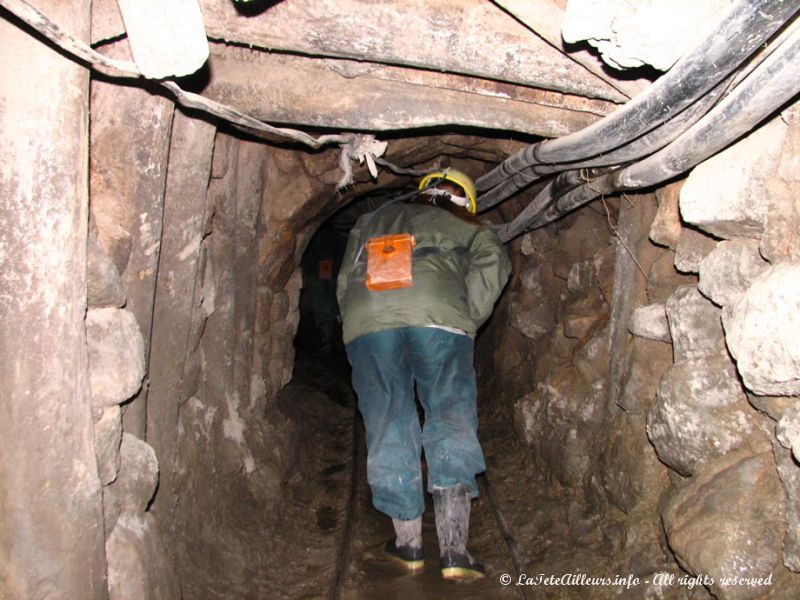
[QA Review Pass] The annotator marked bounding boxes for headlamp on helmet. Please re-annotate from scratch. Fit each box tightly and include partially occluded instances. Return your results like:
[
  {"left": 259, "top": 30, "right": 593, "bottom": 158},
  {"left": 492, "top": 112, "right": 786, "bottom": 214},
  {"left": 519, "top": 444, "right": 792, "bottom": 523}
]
[{"left": 418, "top": 168, "right": 478, "bottom": 214}]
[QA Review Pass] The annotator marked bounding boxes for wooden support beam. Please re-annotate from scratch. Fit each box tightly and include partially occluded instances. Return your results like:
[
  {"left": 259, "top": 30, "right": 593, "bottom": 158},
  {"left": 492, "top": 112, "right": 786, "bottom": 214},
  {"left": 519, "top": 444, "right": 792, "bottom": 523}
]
[
  {"left": 0, "top": 0, "right": 107, "bottom": 597},
  {"left": 89, "top": 42, "right": 175, "bottom": 438},
  {"left": 93, "top": 0, "right": 631, "bottom": 103},
  {"left": 203, "top": 46, "right": 613, "bottom": 138},
  {"left": 147, "top": 109, "right": 216, "bottom": 541}
]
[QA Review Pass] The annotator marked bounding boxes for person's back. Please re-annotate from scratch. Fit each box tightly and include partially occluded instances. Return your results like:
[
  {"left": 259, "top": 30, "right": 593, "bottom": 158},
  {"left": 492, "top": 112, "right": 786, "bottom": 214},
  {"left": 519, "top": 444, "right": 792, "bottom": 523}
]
[
  {"left": 337, "top": 201, "right": 508, "bottom": 344},
  {"left": 336, "top": 169, "right": 511, "bottom": 580}
]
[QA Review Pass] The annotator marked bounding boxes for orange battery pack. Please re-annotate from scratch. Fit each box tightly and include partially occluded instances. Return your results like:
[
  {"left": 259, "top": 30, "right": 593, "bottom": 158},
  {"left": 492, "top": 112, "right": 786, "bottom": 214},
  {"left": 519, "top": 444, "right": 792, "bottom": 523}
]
[{"left": 365, "top": 233, "right": 416, "bottom": 291}]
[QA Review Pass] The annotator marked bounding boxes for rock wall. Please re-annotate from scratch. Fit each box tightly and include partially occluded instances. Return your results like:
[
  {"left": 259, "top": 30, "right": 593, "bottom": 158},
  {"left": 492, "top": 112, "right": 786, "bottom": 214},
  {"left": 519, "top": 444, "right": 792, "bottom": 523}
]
[
  {"left": 88, "top": 87, "right": 359, "bottom": 594},
  {"left": 482, "top": 104, "right": 800, "bottom": 598}
]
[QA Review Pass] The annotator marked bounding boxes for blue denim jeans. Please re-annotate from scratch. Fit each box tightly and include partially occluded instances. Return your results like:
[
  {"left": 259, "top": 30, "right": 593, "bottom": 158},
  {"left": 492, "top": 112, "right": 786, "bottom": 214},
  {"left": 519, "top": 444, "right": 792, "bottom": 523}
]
[{"left": 346, "top": 326, "right": 485, "bottom": 520}]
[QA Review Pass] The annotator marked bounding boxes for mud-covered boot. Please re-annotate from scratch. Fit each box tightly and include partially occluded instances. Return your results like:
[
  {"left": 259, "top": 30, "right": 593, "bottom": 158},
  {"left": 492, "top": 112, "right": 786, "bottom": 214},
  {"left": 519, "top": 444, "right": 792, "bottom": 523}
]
[
  {"left": 385, "top": 516, "right": 424, "bottom": 572},
  {"left": 433, "top": 485, "right": 485, "bottom": 580}
]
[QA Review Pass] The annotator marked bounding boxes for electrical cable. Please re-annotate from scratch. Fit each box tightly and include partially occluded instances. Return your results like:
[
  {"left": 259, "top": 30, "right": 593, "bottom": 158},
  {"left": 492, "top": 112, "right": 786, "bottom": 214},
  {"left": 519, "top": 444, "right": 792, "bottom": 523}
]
[
  {"left": 476, "top": 0, "right": 800, "bottom": 196},
  {"left": 476, "top": 75, "right": 732, "bottom": 212},
  {"left": 499, "top": 21, "right": 800, "bottom": 240}
]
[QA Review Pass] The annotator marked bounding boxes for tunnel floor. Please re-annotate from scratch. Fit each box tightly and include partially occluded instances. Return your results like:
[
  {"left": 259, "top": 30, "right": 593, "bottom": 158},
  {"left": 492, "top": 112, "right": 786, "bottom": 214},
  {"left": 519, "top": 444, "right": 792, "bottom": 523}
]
[{"left": 271, "top": 347, "right": 576, "bottom": 600}]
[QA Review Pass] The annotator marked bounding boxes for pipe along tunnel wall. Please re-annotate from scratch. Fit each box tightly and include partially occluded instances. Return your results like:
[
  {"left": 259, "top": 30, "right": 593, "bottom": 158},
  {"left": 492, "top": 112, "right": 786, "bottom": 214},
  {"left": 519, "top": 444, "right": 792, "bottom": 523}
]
[{"left": 5, "top": 18, "right": 800, "bottom": 600}]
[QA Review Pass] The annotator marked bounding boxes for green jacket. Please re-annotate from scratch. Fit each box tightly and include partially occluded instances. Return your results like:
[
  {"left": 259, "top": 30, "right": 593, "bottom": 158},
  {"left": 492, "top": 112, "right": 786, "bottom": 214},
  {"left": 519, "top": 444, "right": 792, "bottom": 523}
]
[{"left": 337, "top": 202, "right": 511, "bottom": 344}]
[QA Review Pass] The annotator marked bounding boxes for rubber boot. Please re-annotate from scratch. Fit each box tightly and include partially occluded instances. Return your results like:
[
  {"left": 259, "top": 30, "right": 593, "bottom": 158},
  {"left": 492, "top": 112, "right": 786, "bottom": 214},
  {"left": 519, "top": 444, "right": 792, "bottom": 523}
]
[
  {"left": 433, "top": 485, "right": 485, "bottom": 580},
  {"left": 385, "top": 517, "right": 424, "bottom": 572}
]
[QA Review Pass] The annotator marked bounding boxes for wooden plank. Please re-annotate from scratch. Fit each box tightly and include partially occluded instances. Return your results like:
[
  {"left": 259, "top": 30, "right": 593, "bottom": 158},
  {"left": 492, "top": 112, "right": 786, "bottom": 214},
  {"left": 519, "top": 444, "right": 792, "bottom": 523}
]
[
  {"left": 94, "top": 0, "right": 629, "bottom": 102},
  {"left": 146, "top": 109, "right": 216, "bottom": 538},
  {"left": 116, "top": 0, "right": 209, "bottom": 78},
  {"left": 203, "top": 47, "right": 612, "bottom": 137},
  {"left": 0, "top": 1, "right": 107, "bottom": 597},
  {"left": 199, "top": 0, "right": 627, "bottom": 102}
]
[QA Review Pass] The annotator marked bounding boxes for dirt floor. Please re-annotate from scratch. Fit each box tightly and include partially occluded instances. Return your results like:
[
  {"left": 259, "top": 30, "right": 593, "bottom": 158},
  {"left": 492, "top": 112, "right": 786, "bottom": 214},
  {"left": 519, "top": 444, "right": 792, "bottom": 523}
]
[{"left": 272, "top": 348, "right": 544, "bottom": 599}]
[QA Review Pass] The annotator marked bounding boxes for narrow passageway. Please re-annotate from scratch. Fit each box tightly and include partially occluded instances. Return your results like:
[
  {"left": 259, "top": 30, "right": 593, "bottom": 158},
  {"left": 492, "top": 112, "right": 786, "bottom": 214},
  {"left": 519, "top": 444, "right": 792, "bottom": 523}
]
[{"left": 4, "top": 1, "right": 800, "bottom": 599}]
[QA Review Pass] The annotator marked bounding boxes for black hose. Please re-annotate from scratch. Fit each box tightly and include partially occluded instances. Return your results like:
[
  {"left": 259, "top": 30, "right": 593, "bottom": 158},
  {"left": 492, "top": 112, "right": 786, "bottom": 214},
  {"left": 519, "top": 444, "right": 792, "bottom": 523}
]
[
  {"left": 476, "top": 0, "right": 799, "bottom": 194},
  {"left": 513, "top": 22, "right": 800, "bottom": 237},
  {"left": 494, "top": 169, "right": 607, "bottom": 241},
  {"left": 476, "top": 77, "right": 730, "bottom": 212}
]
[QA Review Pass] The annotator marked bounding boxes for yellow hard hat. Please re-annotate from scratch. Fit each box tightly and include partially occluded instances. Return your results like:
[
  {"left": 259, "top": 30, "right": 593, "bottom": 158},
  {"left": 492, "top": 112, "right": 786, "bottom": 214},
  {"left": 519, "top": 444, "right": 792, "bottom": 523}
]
[{"left": 418, "top": 168, "right": 478, "bottom": 214}]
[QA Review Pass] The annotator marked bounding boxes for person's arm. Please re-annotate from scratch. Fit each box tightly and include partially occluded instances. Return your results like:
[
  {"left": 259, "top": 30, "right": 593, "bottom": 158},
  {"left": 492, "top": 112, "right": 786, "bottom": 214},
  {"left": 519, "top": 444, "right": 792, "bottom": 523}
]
[{"left": 465, "top": 226, "right": 511, "bottom": 328}]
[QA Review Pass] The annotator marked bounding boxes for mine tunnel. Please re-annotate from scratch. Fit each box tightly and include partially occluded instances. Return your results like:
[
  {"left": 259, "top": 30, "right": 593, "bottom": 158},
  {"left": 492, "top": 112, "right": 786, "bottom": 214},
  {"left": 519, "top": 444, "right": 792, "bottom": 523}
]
[{"left": 3, "top": 0, "right": 800, "bottom": 599}]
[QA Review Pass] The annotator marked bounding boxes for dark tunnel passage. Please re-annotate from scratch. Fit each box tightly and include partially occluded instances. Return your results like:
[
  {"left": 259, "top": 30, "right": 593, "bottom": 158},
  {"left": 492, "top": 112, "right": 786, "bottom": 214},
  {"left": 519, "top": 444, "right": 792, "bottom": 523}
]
[{"left": 4, "top": 1, "right": 800, "bottom": 600}]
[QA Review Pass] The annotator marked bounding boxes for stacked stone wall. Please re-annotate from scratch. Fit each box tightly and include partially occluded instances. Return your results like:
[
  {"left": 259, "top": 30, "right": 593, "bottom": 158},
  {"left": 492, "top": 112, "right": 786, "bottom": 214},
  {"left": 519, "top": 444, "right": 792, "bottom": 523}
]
[{"left": 490, "top": 106, "right": 800, "bottom": 597}]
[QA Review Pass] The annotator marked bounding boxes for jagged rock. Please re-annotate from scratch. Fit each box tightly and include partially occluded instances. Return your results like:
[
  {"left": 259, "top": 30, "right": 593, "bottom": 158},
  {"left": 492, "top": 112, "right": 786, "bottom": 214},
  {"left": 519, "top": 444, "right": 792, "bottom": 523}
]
[
  {"left": 103, "top": 485, "right": 122, "bottom": 540},
  {"left": 602, "top": 416, "right": 666, "bottom": 514},
  {"left": 86, "top": 308, "right": 146, "bottom": 408},
  {"left": 646, "top": 250, "right": 696, "bottom": 304},
  {"left": 649, "top": 179, "right": 683, "bottom": 249},
  {"left": 617, "top": 337, "right": 673, "bottom": 414},
  {"left": 545, "top": 367, "right": 605, "bottom": 477},
  {"left": 724, "top": 263, "right": 800, "bottom": 396},
  {"left": 552, "top": 251, "right": 572, "bottom": 280},
  {"left": 563, "top": 315, "right": 597, "bottom": 339},
  {"left": 665, "top": 285, "right": 725, "bottom": 362},
  {"left": 777, "top": 404, "right": 800, "bottom": 463},
  {"left": 595, "top": 245, "right": 617, "bottom": 304},
  {"left": 513, "top": 389, "right": 545, "bottom": 447},
  {"left": 106, "top": 433, "right": 159, "bottom": 515},
  {"left": 553, "top": 207, "right": 613, "bottom": 265},
  {"left": 698, "top": 239, "right": 769, "bottom": 307},
  {"left": 663, "top": 451, "right": 786, "bottom": 599},
  {"left": 519, "top": 227, "right": 557, "bottom": 258},
  {"left": 509, "top": 299, "right": 556, "bottom": 341},
  {"left": 572, "top": 322, "right": 611, "bottom": 383},
  {"left": 106, "top": 513, "right": 180, "bottom": 600},
  {"left": 87, "top": 236, "right": 125, "bottom": 308},
  {"left": 761, "top": 105, "right": 800, "bottom": 264},
  {"left": 628, "top": 303, "right": 670, "bottom": 343},
  {"left": 747, "top": 393, "right": 796, "bottom": 422},
  {"left": 562, "top": 287, "right": 608, "bottom": 339},
  {"left": 518, "top": 366, "right": 606, "bottom": 488},
  {"left": 562, "top": 0, "right": 732, "bottom": 71},
  {"left": 773, "top": 442, "right": 800, "bottom": 572},
  {"left": 93, "top": 405, "right": 122, "bottom": 486},
  {"left": 673, "top": 226, "right": 717, "bottom": 274},
  {"left": 93, "top": 213, "right": 133, "bottom": 276},
  {"left": 567, "top": 256, "right": 597, "bottom": 294},
  {"left": 519, "top": 266, "right": 544, "bottom": 295},
  {"left": 680, "top": 116, "right": 788, "bottom": 240},
  {"left": 647, "top": 354, "right": 768, "bottom": 476}
]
